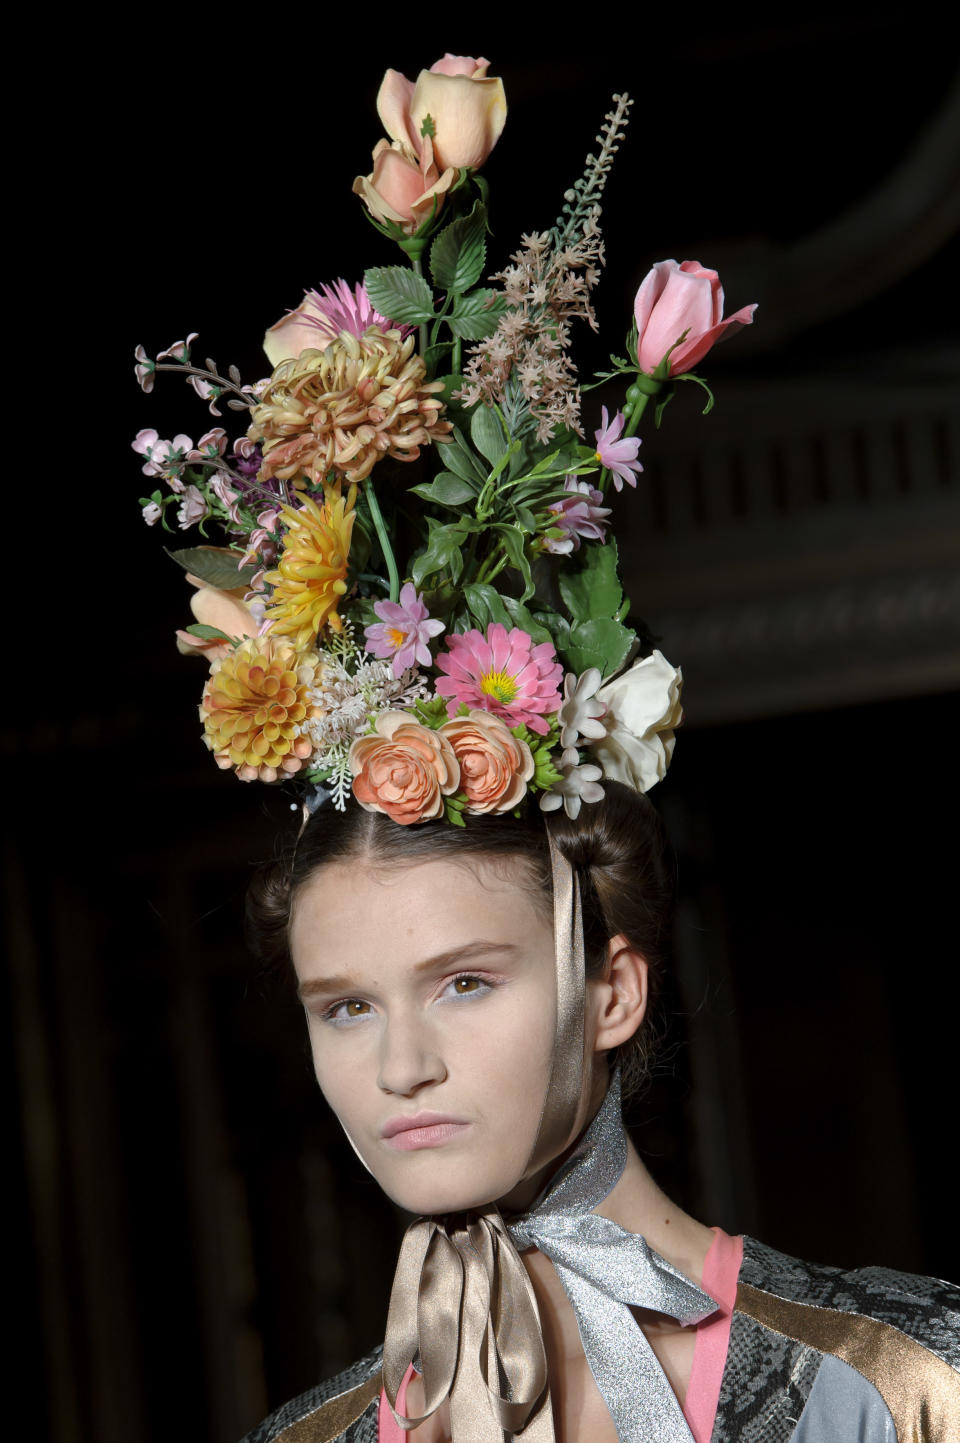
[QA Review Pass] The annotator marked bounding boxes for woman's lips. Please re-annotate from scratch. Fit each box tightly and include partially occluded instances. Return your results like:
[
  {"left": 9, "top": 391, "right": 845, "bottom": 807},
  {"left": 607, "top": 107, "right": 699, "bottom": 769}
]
[{"left": 381, "top": 1113, "right": 470, "bottom": 1151}]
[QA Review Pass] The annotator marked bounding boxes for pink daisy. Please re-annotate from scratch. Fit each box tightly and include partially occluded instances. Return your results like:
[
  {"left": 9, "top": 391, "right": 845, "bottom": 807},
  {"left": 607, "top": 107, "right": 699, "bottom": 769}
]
[
  {"left": 594, "top": 406, "right": 643, "bottom": 492},
  {"left": 364, "top": 583, "right": 445, "bottom": 677},
  {"left": 435, "top": 624, "right": 563, "bottom": 735}
]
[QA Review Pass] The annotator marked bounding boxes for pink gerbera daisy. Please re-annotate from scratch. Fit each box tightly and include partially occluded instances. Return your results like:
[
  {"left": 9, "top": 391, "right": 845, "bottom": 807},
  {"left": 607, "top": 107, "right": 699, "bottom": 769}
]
[
  {"left": 434, "top": 624, "right": 563, "bottom": 735},
  {"left": 594, "top": 406, "right": 643, "bottom": 492}
]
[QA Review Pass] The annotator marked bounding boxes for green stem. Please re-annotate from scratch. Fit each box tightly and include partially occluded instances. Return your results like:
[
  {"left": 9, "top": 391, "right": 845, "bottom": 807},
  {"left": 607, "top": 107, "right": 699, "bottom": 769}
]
[
  {"left": 411, "top": 254, "right": 429, "bottom": 358},
  {"left": 365, "top": 480, "right": 399, "bottom": 603},
  {"left": 476, "top": 548, "right": 509, "bottom": 586},
  {"left": 452, "top": 335, "right": 462, "bottom": 376}
]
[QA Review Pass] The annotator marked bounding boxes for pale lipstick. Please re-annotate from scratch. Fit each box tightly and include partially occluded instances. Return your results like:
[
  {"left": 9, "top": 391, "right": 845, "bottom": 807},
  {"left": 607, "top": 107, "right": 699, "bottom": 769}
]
[{"left": 381, "top": 1112, "right": 470, "bottom": 1151}]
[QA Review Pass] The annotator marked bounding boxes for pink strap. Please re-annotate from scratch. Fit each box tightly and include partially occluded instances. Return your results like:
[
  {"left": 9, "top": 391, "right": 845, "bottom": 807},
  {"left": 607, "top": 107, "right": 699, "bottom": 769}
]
[
  {"left": 377, "top": 1231, "right": 744, "bottom": 1441},
  {"left": 378, "top": 1361, "right": 415, "bottom": 1442},
  {"left": 683, "top": 1227, "right": 743, "bottom": 1443}
]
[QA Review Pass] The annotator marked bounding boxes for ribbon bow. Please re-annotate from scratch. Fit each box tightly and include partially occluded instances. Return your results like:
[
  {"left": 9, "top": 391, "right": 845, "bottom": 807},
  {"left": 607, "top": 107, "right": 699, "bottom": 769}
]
[{"left": 382, "top": 1076, "right": 718, "bottom": 1440}]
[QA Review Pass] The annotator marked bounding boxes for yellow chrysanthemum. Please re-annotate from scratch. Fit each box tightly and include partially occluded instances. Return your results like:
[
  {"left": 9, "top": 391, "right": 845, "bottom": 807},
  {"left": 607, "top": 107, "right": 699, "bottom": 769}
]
[
  {"left": 200, "top": 637, "right": 321, "bottom": 783},
  {"left": 263, "top": 485, "right": 356, "bottom": 648},
  {"left": 248, "top": 326, "right": 452, "bottom": 486}
]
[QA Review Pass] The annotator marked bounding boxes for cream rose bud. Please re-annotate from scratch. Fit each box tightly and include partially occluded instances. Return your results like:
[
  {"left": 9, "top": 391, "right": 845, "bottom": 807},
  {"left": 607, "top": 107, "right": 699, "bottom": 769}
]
[
  {"left": 410, "top": 69, "right": 507, "bottom": 170},
  {"left": 590, "top": 651, "right": 683, "bottom": 793}
]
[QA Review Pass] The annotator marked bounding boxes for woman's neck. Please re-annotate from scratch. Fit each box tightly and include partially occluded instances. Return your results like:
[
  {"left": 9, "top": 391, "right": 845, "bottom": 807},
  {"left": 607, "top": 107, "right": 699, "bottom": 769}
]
[{"left": 520, "top": 1133, "right": 715, "bottom": 1372}]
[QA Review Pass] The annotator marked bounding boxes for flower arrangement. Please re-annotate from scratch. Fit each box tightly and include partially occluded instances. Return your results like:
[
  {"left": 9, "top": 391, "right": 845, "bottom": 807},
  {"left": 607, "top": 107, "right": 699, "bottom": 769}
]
[{"left": 133, "top": 54, "right": 755, "bottom": 825}]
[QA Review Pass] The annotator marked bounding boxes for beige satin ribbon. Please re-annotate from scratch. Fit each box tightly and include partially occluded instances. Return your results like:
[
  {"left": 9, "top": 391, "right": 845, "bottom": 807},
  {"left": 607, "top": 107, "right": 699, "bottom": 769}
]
[{"left": 382, "top": 830, "right": 586, "bottom": 1439}]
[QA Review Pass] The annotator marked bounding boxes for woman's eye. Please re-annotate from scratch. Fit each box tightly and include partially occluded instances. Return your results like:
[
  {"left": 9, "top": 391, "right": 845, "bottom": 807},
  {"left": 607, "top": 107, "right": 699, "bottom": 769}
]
[
  {"left": 441, "top": 974, "right": 492, "bottom": 1001},
  {"left": 326, "top": 999, "right": 372, "bottom": 1023}
]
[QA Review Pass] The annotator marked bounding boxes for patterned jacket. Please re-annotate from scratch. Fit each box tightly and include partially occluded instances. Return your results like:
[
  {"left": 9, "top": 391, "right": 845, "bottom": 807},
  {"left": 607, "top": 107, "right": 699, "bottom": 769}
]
[{"left": 241, "top": 1236, "right": 960, "bottom": 1442}]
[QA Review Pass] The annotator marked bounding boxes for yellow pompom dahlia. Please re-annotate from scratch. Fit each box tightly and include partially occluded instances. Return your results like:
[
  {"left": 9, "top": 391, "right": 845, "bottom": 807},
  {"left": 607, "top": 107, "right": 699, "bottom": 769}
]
[
  {"left": 200, "top": 637, "right": 321, "bottom": 782},
  {"left": 263, "top": 485, "right": 356, "bottom": 648},
  {"left": 249, "top": 326, "right": 452, "bottom": 486}
]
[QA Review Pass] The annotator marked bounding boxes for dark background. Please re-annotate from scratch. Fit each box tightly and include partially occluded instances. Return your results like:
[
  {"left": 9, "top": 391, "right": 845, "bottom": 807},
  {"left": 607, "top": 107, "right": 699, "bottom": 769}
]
[{"left": 8, "top": 19, "right": 959, "bottom": 1443}]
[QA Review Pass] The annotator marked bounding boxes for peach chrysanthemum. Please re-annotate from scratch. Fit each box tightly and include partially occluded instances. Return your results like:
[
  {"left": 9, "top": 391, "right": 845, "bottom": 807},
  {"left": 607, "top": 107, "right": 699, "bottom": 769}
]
[
  {"left": 200, "top": 637, "right": 321, "bottom": 782},
  {"left": 263, "top": 485, "right": 356, "bottom": 648},
  {"left": 249, "top": 326, "right": 452, "bottom": 486}
]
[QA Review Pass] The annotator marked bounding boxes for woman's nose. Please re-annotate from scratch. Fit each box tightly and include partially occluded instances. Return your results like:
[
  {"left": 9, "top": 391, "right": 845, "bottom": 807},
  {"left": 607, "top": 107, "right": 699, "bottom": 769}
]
[{"left": 377, "top": 1012, "right": 447, "bottom": 1096}]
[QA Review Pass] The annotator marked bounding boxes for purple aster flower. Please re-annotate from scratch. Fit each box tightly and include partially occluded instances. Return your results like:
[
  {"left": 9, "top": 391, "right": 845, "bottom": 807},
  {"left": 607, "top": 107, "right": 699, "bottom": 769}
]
[
  {"left": 364, "top": 583, "right": 445, "bottom": 677},
  {"left": 594, "top": 406, "right": 643, "bottom": 492},
  {"left": 545, "top": 476, "right": 612, "bottom": 555}
]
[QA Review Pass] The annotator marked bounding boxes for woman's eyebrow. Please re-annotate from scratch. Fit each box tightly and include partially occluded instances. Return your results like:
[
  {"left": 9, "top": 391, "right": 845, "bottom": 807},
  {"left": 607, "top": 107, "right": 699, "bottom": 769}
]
[{"left": 297, "top": 940, "right": 520, "bottom": 1001}]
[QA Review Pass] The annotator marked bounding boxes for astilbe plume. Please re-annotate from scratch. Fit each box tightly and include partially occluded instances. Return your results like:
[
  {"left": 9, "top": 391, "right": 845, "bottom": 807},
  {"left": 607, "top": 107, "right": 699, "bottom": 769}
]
[{"left": 458, "top": 95, "right": 633, "bottom": 443}]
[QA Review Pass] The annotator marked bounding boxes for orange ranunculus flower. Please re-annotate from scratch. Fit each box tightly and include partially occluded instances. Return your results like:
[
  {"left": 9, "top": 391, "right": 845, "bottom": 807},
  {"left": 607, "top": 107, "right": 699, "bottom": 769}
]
[
  {"left": 438, "top": 711, "right": 534, "bottom": 814},
  {"left": 350, "top": 712, "right": 460, "bottom": 825}
]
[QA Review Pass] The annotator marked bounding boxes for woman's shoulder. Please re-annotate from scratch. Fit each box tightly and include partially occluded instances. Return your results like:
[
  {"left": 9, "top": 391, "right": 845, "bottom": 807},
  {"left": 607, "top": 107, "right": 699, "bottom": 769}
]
[
  {"left": 714, "top": 1235, "right": 960, "bottom": 1443},
  {"left": 240, "top": 1345, "right": 383, "bottom": 1443},
  {"left": 737, "top": 1233, "right": 960, "bottom": 1362}
]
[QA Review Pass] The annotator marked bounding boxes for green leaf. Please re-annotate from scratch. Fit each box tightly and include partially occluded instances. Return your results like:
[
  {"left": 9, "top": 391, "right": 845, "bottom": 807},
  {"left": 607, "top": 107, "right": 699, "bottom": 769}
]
[
  {"left": 563, "top": 618, "right": 636, "bottom": 678},
  {"left": 423, "top": 341, "right": 453, "bottom": 377},
  {"left": 442, "top": 424, "right": 489, "bottom": 484},
  {"left": 500, "top": 597, "right": 556, "bottom": 646},
  {"left": 363, "top": 266, "right": 435, "bottom": 325},
  {"left": 444, "top": 794, "right": 467, "bottom": 826},
  {"left": 534, "top": 610, "right": 570, "bottom": 652},
  {"left": 448, "top": 289, "right": 506, "bottom": 340},
  {"left": 429, "top": 202, "right": 487, "bottom": 294},
  {"left": 412, "top": 695, "right": 450, "bottom": 730},
  {"left": 463, "top": 583, "right": 512, "bottom": 631},
  {"left": 185, "top": 623, "right": 232, "bottom": 642},
  {"left": 491, "top": 524, "right": 535, "bottom": 601},
  {"left": 410, "top": 472, "right": 478, "bottom": 508},
  {"left": 557, "top": 540, "right": 623, "bottom": 623},
  {"left": 511, "top": 504, "right": 538, "bottom": 534},
  {"left": 410, "top": 520, "right": 468, "bottom": 589},
  {"left": 165, "top": 546, "right": 259, "bottom": 590},
  {"left": 470, "top": 405, "right": 508, "bottom": 466}
]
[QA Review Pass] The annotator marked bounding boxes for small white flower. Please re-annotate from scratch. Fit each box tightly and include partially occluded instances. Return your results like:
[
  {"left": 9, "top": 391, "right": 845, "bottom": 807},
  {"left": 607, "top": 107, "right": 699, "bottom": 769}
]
[
  {"left": 558, "top": 668, "right": 607, "bottom": 749},
  {"left": 539, "top": 747, "right": 605, "bottom": 820}
]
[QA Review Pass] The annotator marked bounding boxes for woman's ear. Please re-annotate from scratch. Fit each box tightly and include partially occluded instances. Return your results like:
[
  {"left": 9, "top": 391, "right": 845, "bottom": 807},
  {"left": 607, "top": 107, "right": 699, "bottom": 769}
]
[{"left": 589, "top": 933, "right": 648, "bottom": 1052}]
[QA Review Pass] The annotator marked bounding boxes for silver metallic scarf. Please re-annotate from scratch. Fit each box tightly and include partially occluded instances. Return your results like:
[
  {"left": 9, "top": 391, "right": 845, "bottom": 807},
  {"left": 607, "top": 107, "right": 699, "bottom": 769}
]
[{"left": 381, "top": 835, "right": 718, "bottom": 1440}]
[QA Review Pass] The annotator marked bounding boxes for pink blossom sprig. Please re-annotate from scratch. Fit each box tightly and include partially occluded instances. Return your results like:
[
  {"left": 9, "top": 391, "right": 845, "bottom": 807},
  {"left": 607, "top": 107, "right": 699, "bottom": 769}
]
[
  {"left": 594, "top": 407, "right": 642, "bottom": 492},
  {"left": 364, "top": 583, "right": 445, "bottom": 677}
]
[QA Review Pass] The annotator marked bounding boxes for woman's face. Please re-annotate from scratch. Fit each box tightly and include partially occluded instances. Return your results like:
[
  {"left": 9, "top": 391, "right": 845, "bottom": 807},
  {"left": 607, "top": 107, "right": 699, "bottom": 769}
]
[{"left": 290, "top": 855, "right": 583, "bottom": 1215}]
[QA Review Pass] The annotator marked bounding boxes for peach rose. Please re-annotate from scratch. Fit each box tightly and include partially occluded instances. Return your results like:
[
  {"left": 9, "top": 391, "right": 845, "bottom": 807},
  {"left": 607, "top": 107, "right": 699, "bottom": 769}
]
[
  {"left": 350, "top": 711, "right": 460, "bottom": 825},
  {"left": 352, "top": 133, "right": 457, "bottom": 235},
  {"left": 176, "top": 554, "right": 261, "bottom": 661},
  {"left": 438, "top": 710, "right": 534, "bottom": 815}
]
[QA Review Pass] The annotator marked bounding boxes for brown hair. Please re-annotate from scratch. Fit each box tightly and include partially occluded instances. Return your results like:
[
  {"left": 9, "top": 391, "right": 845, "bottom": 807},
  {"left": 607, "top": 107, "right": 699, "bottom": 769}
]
[{"left": 246, "top": 781, "right": 674, "bottom": 1094}]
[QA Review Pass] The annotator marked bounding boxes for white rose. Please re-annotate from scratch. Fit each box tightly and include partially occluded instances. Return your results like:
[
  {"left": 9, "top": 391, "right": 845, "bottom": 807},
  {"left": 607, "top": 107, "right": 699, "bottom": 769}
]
[{"left": 590, "top": 650, "right": 683, "bottom": 793}]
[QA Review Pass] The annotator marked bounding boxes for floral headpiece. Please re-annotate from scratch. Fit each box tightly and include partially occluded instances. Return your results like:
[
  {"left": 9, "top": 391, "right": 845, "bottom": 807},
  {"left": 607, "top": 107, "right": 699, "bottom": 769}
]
[{"left": 133, "top": 56, "right": 755, "bottom": 827}]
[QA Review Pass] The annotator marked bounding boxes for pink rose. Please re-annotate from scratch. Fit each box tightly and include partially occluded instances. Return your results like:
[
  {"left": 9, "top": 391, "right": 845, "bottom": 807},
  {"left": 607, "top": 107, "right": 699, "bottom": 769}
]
[
  {"left": 438, "top": 711, "right": 534, "bottom": 814},
  {"left": 633, "top": 260, "right": 757, "bottom": 376},
  {"left": 376, "top": 58, "right": 507, "bottom": 173},
  {"left": 350, "top": 712, "right": 460, "bottom": 825}
]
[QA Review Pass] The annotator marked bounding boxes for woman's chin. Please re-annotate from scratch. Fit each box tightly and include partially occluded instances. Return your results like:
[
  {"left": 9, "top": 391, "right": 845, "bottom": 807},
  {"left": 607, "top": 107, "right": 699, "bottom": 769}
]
[{"left": 381, "top": 1167, "right": 526, "bottom": 1218}]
